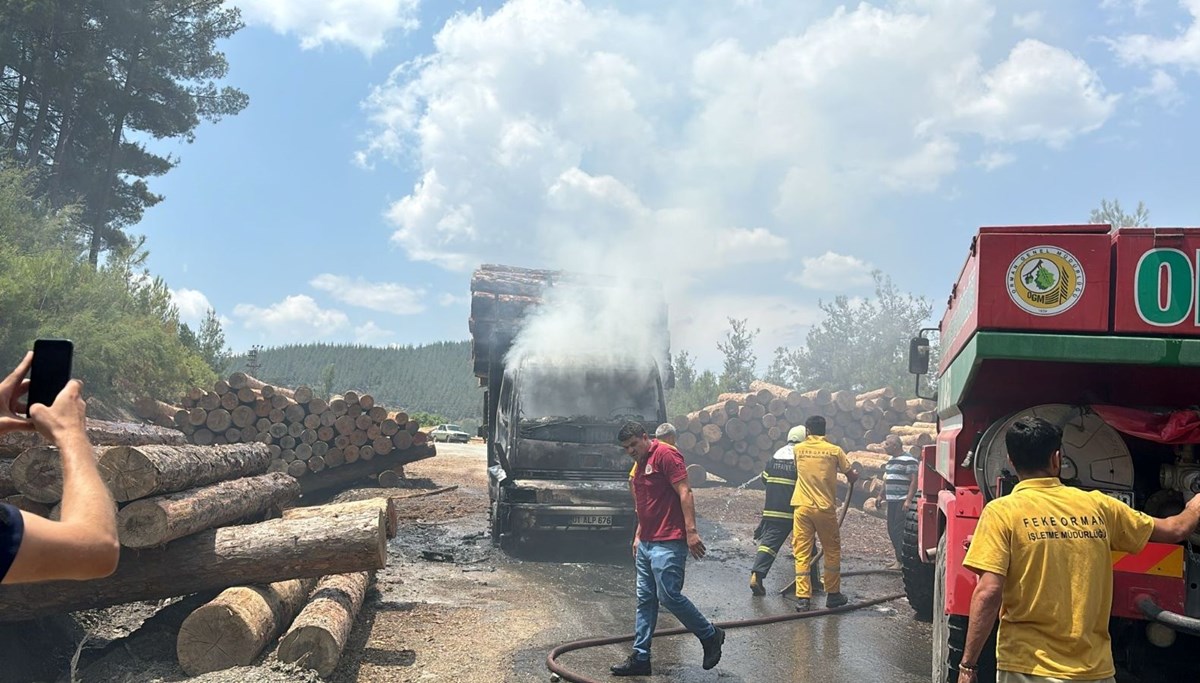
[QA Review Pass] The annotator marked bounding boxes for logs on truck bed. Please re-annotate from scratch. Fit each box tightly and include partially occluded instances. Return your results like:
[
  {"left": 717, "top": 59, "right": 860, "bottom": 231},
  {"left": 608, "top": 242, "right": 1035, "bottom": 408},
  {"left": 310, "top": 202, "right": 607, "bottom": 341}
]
[
  {"left": 276, "top": 571, "right": 370, "bottom": 677},
  {"left": 0, "top": 507, "right": 387, "bottom": 621},
  {"left": 99, "top": 443, "right": 272, "bottom": 502},
  {"left": 0, "top": 419, "right": 187, "bottom": 457},
  {"left": 117, "top": 472, "right": 302, "bottom": 548},
  {"left": 177, "top": 577, "right": 317, "bottom": 676}
]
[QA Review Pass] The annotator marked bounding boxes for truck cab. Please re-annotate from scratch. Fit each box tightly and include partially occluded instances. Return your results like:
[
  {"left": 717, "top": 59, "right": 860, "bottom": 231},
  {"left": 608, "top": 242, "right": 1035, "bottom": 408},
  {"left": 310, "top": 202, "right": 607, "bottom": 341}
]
[
  {"left": 468, "top": 263, "right": 673, "bottom": 550},
  {"left": 487, "top": 354, "right": 667, "bottom": 545},
  {"left": 907, "top": 225, "right": 1200, "bottom": 682}
]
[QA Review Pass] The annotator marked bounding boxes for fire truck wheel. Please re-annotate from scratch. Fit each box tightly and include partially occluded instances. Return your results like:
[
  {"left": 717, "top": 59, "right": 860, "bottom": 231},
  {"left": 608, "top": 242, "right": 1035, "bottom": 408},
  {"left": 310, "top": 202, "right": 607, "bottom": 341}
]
[
  {"left": 936, "top": 533, "right": 998, "bottom": 683},
  {"left": 901, "top": 503, "right": 934, "bottom": 621}
]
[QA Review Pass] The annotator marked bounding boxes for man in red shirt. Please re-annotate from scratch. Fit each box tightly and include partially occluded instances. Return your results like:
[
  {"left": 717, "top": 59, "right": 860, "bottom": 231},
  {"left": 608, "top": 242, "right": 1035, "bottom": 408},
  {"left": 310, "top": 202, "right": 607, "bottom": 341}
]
[{"left": 610, "top": 421, "right": 724, "bottom": 677}]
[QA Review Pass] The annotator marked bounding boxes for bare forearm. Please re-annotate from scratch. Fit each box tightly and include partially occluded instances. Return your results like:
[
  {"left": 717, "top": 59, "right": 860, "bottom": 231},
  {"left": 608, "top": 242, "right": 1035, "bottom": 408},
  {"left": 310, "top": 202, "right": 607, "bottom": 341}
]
[
  {"left": 1152, "top": 505, "right": 1200, "bottom": 543},
  {"left": 963, "top": 585, "right": 1002, "bottom": 666},
  {"left": 906, "top": 477, "right": 918, "bottom": 502},
  {"left": 679, "top": 488, "right": 698, "bottom": 532},
  {"left": 58, "top": 433, "right": 117, "bottom": 542}
]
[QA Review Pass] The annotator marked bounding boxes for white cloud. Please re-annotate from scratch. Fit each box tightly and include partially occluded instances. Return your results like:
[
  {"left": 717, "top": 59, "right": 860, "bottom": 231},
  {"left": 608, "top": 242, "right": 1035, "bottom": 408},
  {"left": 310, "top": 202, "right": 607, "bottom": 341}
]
[
  {"left": 1111, "top": 0, "right": 1200, "bottom": 71},
  {"left": 354, "top": 321, "right": 396, "bottom": 344},
  {"left": 171, "top": 288, "right": 213, "bottom": 327},
  {"left": 977, "top": 150, "right": 1016, "bottom": 170},
  {"left": 439, "top": 293, "right": 469, "bottom": 306},
  {"left": 334, "top": 0, "right": 1139, "bottom": 371},
  {"left": 714, "top": 228, "right": 789, "bottom": 264},
  {"left": 233, "top": 295, "right": 349, "bottom": 338},
  {"left": 235, "top": 0, "right": 419, "bottom": 54},
  {"left": 941, "top": 40, "right": 1118, "bottom": 147},
  {"left": 1012, "top": 11, "right": 1044, "bottom": 32},
  {"left": 788, "top": 252, "right": 875, "bottom": 291},
  {"left": 309, "top": 274, "right": 426, "bottom": 314},
  {"left": 1102, "top": 0, "right": 1150, "bottom": 18},
  {"left": 1136, "top": 69, "right": 1184, "bottom": 109},
  {"left": 360, "top": 0, "right": 1117, "bottom": 281}
]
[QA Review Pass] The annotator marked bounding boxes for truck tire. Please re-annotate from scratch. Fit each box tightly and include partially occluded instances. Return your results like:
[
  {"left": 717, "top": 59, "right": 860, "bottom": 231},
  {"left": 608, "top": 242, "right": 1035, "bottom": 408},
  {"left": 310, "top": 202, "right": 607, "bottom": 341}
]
[
  {"left": 934, "top": 534, "right": 997, "bottom": 683},
  {"left": 902, "top": 503, "right": 935, "bottom": 621}
]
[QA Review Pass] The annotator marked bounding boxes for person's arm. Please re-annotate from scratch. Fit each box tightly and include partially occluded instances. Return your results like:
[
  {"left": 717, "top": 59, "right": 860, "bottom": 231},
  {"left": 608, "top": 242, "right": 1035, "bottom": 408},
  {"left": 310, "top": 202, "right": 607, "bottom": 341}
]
[
  {"left": 3, "top": 379, "right": 119, "bottom": 583},
  {"left": 671, "top": 478, "right": 706, "bottom": 559},
  {"left": 903, "top": 472, "right": 919, "bottom": 511},
  {"left": 958, "top": 571, "right": 1004, "bottom": 683},
  {"left": 1150, "top": 493, "right": 1200, "bottom": 543},
  {"left": 837, "top": 448, "right": 858, "bottom": 484}
]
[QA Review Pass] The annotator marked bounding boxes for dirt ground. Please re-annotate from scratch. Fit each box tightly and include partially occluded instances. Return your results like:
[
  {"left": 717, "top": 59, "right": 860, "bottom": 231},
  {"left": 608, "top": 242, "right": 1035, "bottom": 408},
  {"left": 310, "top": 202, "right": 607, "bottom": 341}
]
[{"left": 5, "top": 442, "right": 896, "bottom": 682}]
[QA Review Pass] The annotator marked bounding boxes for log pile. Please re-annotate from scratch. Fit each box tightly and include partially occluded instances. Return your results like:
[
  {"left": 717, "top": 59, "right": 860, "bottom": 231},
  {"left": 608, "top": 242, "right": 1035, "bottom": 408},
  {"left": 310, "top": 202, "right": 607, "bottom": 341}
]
[
  {"left": 673, "top": 381, "right": 935, "bottom": 484},
  {"left": 0, "top": 438, "right": 390, "bottom": 622},
  {"left": 167, "top": 372, "right": 436, "bottom": 493}
]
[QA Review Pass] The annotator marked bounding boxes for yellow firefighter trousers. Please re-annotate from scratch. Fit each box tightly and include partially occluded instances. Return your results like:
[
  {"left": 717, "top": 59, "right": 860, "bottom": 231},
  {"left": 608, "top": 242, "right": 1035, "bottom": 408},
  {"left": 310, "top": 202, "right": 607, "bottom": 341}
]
[{"left": 793, "top": 506, "right": 840, "bottom": 598}]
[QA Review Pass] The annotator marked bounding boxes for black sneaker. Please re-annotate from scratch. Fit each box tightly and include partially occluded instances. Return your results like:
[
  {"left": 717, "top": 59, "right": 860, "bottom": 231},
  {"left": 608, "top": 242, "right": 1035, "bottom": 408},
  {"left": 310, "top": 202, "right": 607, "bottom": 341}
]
[
  {"left": 795, "top": 597, "right": 812, "bottom": 612},
  {"left": 826, "top": 592, "right": 848, "bottom": 608},
  {"left": 700, "top": 626, "right": 724, "bottom": 670},
  {"left": 610, "top": 654, "right": 651, "bottom": 676}
]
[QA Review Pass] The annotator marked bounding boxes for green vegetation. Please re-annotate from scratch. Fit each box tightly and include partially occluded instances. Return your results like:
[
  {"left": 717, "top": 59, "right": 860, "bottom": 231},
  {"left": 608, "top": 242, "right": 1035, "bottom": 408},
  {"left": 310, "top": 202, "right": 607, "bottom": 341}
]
[
  {"left": 1, "top": 0, "right": 248, "bottom": 265},
  {"left": 224, "top": 342, "right": 480, "bottom": 420},
  {"left": 0, "top": 166, "right": 217, "bottom": 401}
]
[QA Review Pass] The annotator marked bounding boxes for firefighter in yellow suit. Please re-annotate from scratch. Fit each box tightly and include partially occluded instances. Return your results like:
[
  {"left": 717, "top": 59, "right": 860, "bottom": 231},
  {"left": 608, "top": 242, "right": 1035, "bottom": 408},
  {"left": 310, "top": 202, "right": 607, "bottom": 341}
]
[{"left": 792, "top": 415, "right": 857, "bottom": 611}]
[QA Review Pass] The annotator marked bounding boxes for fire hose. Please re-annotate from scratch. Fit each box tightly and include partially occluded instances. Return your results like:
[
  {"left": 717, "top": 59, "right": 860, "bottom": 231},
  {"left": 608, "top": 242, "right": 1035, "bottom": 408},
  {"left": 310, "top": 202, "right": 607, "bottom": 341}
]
[
  {"left": 547, "top": 472, "right": 907, "bottom": 683},
  {"left": 546, "top": 588, "right": 906, "bottom": 683}
]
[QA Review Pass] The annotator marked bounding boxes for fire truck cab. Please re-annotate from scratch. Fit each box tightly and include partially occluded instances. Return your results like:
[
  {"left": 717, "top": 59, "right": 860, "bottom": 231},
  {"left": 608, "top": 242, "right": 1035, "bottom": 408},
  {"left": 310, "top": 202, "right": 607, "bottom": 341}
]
[{"left": 906, "top": 225, "right": 1200, "bottom": 682}]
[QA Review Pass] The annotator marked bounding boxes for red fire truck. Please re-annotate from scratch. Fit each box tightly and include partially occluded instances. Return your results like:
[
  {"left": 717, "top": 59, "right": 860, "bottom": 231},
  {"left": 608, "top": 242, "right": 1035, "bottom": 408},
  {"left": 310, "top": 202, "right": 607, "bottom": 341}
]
[{"left": 905, "top": 225, "right": 1200, "bottom": 682}]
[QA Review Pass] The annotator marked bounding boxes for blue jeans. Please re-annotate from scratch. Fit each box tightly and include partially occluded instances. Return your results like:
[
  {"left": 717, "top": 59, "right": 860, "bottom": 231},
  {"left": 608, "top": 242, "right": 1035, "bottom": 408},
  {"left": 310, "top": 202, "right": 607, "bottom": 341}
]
[{"left": 632, "top": 539, "right": 716, "bottom": 660}]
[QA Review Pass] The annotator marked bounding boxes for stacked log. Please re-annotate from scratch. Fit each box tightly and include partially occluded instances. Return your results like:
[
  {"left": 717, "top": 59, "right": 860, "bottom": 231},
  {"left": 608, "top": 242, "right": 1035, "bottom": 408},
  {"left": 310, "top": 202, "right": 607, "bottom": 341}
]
[
  {"left": 177, "top": 577, "right": 318, "bottom": 676},
  {"left": 275, "top": 570, "right": 371, "bottom": 677},
  {"left": 172, "top": 373, "right": 435, "bottom": 491},
  {"left": 0, "top": 504, "right": 388, "bottom": 621},
  {"left": 865, "top": 420, "right": 938, "bottom": 454},
  {"left": 673, "top": 381, "right": 937, "bottom": 485}
]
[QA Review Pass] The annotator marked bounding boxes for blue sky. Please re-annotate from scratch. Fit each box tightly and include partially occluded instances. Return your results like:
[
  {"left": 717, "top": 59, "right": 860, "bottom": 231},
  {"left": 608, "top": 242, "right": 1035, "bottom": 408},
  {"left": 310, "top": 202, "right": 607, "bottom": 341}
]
[{"left": 140, "top": 0, "right": 1200, "bottom": 371}]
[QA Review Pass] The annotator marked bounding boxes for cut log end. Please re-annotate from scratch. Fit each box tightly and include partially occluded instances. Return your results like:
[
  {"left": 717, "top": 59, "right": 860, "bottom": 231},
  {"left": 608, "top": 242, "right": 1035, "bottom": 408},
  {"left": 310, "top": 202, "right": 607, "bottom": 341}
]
[{"left": 277, "top": 625, "right": 342, "bottom": 677}]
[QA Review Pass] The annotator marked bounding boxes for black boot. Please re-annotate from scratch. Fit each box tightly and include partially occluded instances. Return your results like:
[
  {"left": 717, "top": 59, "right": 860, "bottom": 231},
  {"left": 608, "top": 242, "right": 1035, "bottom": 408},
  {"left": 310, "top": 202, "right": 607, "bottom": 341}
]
[
  {"left": 700, "top": 626, "right": 725, "bottom": 670},
  {"left": 610, "top": 654, "right": 651, "bottom": 676},
  {"left": 826, "top": 592, "right": 848, "bottom": 608}
]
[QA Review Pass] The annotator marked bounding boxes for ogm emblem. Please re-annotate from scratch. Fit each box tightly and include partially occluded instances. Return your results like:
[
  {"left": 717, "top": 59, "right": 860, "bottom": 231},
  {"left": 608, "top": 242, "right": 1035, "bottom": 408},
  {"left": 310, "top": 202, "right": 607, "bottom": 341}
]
[{"left": 1007, "top": 246, "right": 1086, "bottom": 316}]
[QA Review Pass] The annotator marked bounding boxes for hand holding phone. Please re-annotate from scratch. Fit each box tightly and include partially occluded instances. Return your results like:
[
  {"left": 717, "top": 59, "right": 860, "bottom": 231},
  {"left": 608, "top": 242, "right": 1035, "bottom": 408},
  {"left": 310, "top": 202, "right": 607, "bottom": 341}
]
[{"left": 27, "top": 339, "right": 74, "bottom": 418}]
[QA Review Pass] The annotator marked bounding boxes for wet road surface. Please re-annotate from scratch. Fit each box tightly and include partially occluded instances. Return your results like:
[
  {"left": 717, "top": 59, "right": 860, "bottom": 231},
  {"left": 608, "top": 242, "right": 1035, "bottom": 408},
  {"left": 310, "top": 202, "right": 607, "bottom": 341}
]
[
  {"left": 388, "top": 444, "right": 932, "bottom": 682},
  {"left": 503, "top": 521, "right": 932, "bottom": 682}
]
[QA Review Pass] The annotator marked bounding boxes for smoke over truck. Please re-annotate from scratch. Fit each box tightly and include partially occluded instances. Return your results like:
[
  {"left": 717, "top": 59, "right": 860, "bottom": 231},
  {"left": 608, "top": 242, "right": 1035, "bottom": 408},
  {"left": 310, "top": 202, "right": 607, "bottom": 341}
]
[
  {"left": 906, "top": 225, "right": 1200, "bottom": 682},
  {"left": 469, "top": 264, "right": 672, "bottom": 548}
]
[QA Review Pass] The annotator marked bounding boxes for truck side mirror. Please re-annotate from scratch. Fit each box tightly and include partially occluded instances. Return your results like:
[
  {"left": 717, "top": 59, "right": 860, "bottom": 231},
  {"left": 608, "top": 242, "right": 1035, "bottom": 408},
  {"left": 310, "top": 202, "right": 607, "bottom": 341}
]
[{"left": 909, "top": 337, "right": 930, "bottom": 375}]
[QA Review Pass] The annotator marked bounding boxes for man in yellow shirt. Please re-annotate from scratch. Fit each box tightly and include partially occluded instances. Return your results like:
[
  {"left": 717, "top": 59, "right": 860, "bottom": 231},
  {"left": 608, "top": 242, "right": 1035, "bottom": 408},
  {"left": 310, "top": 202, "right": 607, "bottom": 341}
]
[
  {"left": 791, "top": 415, "right": 857, "bottom": 611},
  {"left": 961, "top": 417, "right": 1200, "bottom": 683}
]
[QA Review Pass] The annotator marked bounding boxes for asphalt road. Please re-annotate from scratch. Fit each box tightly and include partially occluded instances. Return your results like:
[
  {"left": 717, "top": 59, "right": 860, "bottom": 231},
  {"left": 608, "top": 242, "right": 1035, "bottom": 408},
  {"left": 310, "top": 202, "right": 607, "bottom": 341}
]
[{"left": 406, "top": 442, "right": 933, "bottom": 682}]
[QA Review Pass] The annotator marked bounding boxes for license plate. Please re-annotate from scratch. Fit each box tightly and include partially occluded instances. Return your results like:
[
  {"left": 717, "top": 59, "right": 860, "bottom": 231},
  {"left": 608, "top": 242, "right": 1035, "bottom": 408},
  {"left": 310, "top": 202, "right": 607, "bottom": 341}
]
[{"left": 570, "top": 515, "right": 613, "bottom": 526}]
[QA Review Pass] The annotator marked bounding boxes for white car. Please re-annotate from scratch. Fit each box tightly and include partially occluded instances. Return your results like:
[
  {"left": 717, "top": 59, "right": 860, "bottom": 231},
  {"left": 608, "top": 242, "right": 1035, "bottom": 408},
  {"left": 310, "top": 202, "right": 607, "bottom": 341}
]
[{"left": 430, "top": 424, "right": 471, "bottom": 443}]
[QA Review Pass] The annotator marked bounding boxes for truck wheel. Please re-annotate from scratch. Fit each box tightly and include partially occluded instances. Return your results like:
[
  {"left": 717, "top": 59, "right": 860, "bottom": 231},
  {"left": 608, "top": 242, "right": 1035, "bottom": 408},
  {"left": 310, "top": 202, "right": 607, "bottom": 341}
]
[
  {"left": 902, "top": 503, "right": 935, "bottom": 621},
  {"left": 935, "top": 534, "right": 997, "bottom": 683}
]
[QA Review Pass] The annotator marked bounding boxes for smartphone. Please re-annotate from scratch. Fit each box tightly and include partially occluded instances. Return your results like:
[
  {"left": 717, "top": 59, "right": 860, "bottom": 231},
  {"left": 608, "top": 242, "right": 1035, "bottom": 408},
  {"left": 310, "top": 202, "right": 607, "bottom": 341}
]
[{"left": 27, "top": 339, "right": 74, "bottom": 417}]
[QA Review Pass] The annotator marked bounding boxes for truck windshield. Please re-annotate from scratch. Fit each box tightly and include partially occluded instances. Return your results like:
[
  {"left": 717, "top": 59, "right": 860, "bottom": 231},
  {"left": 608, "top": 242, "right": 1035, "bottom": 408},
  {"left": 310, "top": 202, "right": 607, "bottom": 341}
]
[{"left": 517, "top": 363, "right": 660, "bottom": 435}]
